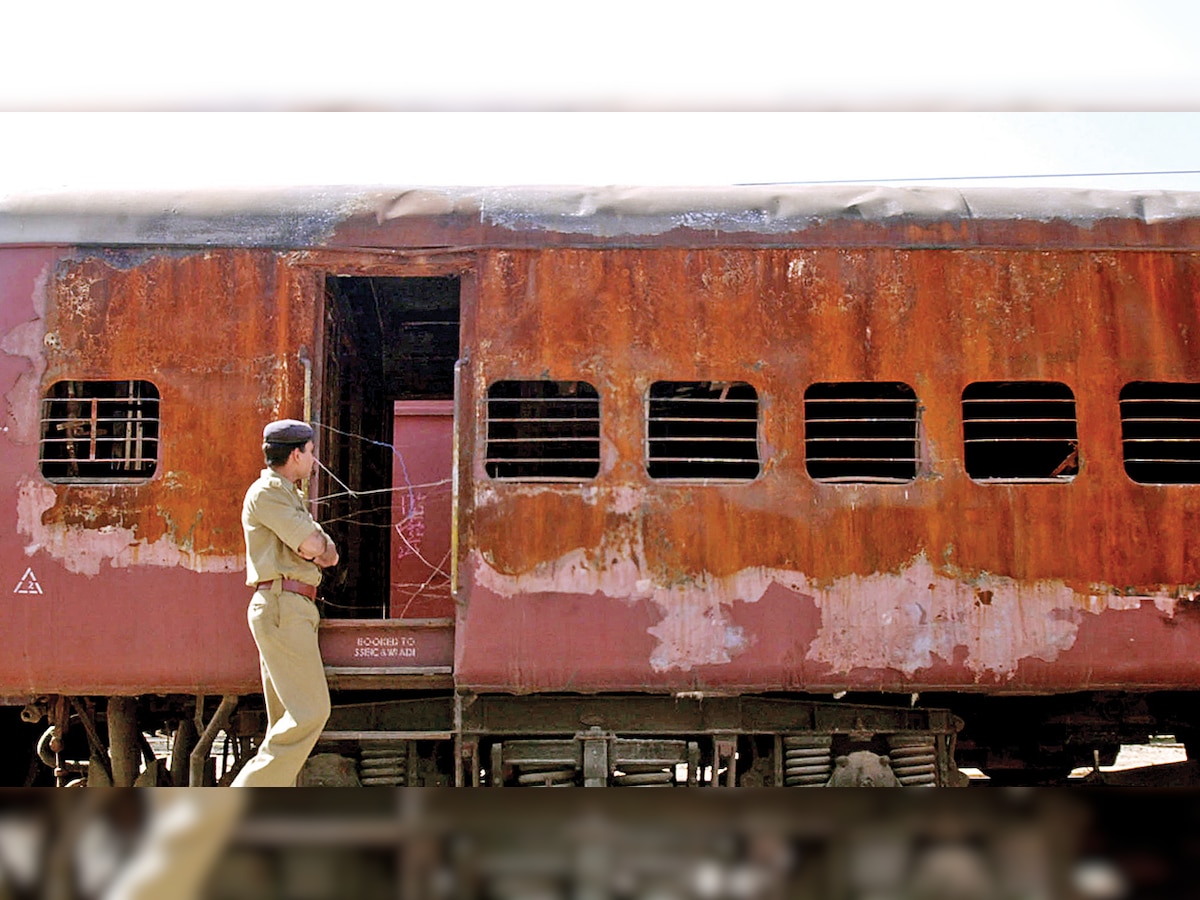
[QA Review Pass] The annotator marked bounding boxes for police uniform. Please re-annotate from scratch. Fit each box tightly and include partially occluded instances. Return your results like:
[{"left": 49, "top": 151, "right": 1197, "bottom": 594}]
[{"left": 232, "top": 421, "right": 333, "bottom": 787}]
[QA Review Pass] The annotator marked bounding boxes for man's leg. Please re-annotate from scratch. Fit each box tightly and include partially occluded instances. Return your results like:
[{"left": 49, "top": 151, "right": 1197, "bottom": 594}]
[
  {"left": 260, "top": 655, "right": 285, "bottom": 739},
  {"left": 232, "top": 591, "right": 330, "bottom": 787},
  {"left": 101, "top": 790, "right": 246, "bottom": 900}
]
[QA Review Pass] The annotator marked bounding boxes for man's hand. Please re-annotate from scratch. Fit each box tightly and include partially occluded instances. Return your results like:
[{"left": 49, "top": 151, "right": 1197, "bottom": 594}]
[
  {"left": 315, "top": 539, "right": 339, "bottom": 568},
  {"left": 298, "top": 529, "right": 338, "bottom": 567}
]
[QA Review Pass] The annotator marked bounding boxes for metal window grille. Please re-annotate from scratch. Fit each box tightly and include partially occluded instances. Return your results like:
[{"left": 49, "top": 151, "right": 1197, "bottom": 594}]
[
  {"left": 1119, "top": 381, "right": 1200, "bottom": 484},
  {"left": 39, "top": 380, "right": 160, "bottom": 482},
  {"left": 485, "top": 380, "right": 600, "bottom": 480},
  {"left": 962, "top": 381, "right": 1078, "bottom": 481},
  {"left": 804, "top": 382, "right": 919, "bottom": 483},
  {"left": 646, "top": 381, "right": 760, "bottom": 481}
]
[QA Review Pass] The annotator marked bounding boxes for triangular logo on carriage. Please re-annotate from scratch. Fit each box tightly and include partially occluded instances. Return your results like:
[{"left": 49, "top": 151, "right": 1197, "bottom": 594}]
[{"left": 13, "top": 567, "right": 43, "bottom": 595}]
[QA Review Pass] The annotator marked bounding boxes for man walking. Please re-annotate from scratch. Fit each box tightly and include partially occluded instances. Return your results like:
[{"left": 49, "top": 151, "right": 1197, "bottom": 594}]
[{"left": 232, "top": 419, "right": 338, "bottom": 787}]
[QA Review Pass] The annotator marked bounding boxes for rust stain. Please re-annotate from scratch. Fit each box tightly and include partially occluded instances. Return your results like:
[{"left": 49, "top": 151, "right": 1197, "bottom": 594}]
[
  {"left": 467, "top": 247, "right": 1200, "bottom": 586},
  {"left": 17, "top": 478, "right": 239, "bottom": 576},
  {"left": 463, "top": 245, "right": 1200, "bottom": 680},
  {"left": 12, "top": 251, "right": 315, "bottom": 574}
]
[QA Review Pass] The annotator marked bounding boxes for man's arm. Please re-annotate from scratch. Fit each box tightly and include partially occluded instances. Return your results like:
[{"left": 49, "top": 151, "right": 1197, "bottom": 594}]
[{"left": 297, "top": 528, "right": 339, "bottom": 567}]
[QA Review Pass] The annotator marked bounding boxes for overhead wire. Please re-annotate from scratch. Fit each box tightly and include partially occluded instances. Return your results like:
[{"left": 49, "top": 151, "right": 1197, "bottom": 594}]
[{"left": 313, "top": 421, "right": 453, "bottom": 614}]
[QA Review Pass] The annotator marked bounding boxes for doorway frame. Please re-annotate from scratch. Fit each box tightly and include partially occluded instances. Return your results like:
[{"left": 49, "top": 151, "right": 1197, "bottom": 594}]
[{"left": 295, "top": 250, "right": 476, "bottom": 626}]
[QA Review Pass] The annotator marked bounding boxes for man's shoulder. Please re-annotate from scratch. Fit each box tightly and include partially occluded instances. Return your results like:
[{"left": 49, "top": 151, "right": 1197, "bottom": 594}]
[{"left": 244, "top": 469, "right": 289, "bottom": 504}]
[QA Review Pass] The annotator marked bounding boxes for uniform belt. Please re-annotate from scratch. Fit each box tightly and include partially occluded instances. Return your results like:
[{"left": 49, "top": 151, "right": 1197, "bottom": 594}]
[{"left": 256, "top": 578, "right": 318, "bottom": 601}]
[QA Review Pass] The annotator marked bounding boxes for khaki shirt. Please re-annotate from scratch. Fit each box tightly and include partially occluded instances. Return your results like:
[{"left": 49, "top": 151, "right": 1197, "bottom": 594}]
[{"left": 242, "top": 468, "right": 328, "bottom": 588}]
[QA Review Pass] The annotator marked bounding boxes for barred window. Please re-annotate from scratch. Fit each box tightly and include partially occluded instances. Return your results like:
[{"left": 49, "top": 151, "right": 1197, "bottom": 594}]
[
  {"left": 962, "top": 381, "right": 1078, "bottom": 482},
  {"left": 40, "top": 380, "right": 160, "bottom": 482},
  {"left": 485, "top": 380, "right": 600, "bottom": 480},
  {"left": 1119, "top": 381, "right": 1200, "bottom": 484},
  {"left": 804, "top": 382, "right": 919, "bottom": 483},
  {"left": 646, "top": 381, "right": 760, "bottom": 481}
]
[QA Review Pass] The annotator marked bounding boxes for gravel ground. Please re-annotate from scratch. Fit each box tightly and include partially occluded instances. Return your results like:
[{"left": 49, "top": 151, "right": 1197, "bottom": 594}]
[
  {"left": 1105, "top": 742, "right": 1187, "bottom": 770},
  {"left": 1062, "top": 742, "right": 1188, "bottom": 782}
]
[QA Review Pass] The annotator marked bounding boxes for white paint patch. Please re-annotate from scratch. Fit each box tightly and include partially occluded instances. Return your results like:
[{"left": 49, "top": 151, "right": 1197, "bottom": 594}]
[
  {"left": 608, "top": 486, "right": 646, "bottom": 516},
  {"left": 470, "top": 543, "right": 798, "bottom": 672},
  {"left": 470, "top": 543, "right": 1162, "bottom": 679},
  {"left": 1106, "top": 594, "right": 1146, "bottom": 612},
  {"left": 803, "top": 556, "right": 1073, "bottom": 678},
  {"left": 16, "top": 479, "right": 241, "bottom": 577},
  {"left": 787, "top": 258, "right": 805, "bottom": 281},
  {"left": 1152, "top": 595, "right": 1179, "bottom": 618},
  {"left": 0, "top": 262, "right": 50, "bottom": 446}
]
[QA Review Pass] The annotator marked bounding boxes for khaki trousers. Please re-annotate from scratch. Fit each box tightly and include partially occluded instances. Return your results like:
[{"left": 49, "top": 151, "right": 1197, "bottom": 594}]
[
  {"left": 102, "top": 790, "right": 246, "bottom": 900},
  {"left": 231, "top": 588, "right": 330, "bottom": 787}
]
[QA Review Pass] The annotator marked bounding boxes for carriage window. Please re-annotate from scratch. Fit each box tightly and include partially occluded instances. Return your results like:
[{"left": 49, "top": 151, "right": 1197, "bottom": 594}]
[
  {"left": 39, "top": 380, "right": 160, "bottom": 482},
  {"left": 962, "top": 381, "right": 1078, "bottom": 481},
  {"left": 485, "top": 380, "right": 600, "bottom": 480},
  {"left": 646, "top": 381, "right": 759, "bottom": 481},
  {"left": 804, "top": 382, "right": 919, "bottom": 483},
  {"left": 1119, "top": 381, "right": 1200, "bottom": 484}
]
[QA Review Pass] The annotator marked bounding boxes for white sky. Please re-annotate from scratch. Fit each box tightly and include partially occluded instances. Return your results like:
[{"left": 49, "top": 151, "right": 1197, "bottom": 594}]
[{"left": 3, "top": 1, "right": 1200, "bottom": 193}]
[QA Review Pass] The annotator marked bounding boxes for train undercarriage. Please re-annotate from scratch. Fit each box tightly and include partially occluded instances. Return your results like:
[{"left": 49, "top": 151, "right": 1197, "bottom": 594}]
[{"left": 8, "top": 689, "right": 1200, "bottom": 788}]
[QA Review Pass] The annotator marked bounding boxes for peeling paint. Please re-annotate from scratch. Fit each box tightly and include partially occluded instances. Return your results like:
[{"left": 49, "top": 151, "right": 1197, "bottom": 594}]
[
  {"left": 0, "top": 262, "right": 49, "bottom": 446},
  {"left": 1153, "top": 595, "right": 1180, "bottom": 617},
  {"left": 469, "top": 538, "right": 805, "bottom": 673},
  {"left": 803, "top": 555, "right": 1068, "bottom": 679},
  {"left": 17, "top": 478, "right": 241, "bottom": 577},
  {"left": 608, "top": 486, "right": 647, "bottom": 516},
  {"left": 469, "top": 544, "right": 1168, "bottom": 679}
]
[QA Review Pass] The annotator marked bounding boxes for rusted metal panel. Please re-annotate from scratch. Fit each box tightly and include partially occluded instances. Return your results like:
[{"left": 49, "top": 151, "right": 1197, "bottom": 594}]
[
  {"left": 7, "top": 191, "right": 1200, "bottom": 706},
  {"left": 1, "top": 248, "right": 316, "bottom": 695},
  {"left": 456, "top": 246, "right": 1200, "bottom": 693}
]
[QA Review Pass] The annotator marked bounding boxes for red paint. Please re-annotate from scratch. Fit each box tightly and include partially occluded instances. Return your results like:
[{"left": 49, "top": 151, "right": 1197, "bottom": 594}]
[
  {"left": 319, "top": 619, "right": 454, "bottom": 669},
  {"left": 0, "top": 563, "right": 259, "bottom": 696},
  {"left": 5, "top": 197, "right": 1200, "bottom": 722},
  {"left": 389, "top": 401, "right": 454, "bottom": 619},
  {"left": 455, "top": 578, "right": 1200, "bottom": 694}
]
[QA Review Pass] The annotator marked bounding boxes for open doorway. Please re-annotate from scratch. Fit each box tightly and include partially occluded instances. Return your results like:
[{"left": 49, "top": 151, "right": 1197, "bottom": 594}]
[{"left": 319, "top": 275, "right": 460, "bottom": 619}]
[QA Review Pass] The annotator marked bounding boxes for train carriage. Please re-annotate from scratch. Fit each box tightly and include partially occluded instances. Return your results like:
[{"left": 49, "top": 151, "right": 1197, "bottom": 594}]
[{"left": 2, "top": 186, "right": 1200, "bottom": 786}]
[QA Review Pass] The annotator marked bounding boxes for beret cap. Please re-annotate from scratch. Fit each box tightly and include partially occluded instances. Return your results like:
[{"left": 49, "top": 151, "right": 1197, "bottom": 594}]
[{"left": 263, "top": 419, "right": 314, "bottom": 445}]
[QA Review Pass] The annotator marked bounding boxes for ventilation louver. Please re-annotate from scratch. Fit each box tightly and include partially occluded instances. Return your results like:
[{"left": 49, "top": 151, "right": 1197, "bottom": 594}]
[
  {"left": 486, "top": 380, "right": 600, "bottom": 480},
  {"left": 804, "top": 382, "right": 919, "bottom": 483},
  {"left": 962, "top": 381, "right": 1078, "bottom": 481},
  {"left": 1120, "top": 381, "right": 1200, "bottom": 484},
  {"left": 646, "top": 381, "right": 759, "bottom": 480}
]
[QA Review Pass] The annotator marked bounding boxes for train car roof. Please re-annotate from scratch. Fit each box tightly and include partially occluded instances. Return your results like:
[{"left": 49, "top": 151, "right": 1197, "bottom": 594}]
[{"left": 3, "top": 185, "right": 1200, "bottom": 249}]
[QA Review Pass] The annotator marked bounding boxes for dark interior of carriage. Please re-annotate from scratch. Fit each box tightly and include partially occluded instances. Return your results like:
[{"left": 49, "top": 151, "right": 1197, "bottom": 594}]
[{"left": 319, "top": 275, "right": 460, "bottom": 618}]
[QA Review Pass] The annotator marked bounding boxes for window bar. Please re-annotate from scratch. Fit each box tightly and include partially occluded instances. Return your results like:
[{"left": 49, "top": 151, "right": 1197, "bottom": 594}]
[
  {"left": 63, "top": 382, "right": 80, "bottom": 476},
  {"left": 124, "top": 380, "right": 135, "bottom": 471},
  {"left": 88, "top": 395, "right": 98, "bottom": 463}
]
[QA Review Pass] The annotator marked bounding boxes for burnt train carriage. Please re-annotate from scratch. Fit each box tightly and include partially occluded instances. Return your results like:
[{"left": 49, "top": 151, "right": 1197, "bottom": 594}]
[{"left": 2, "top": 186, "right": 1200, "bottom": 786}]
